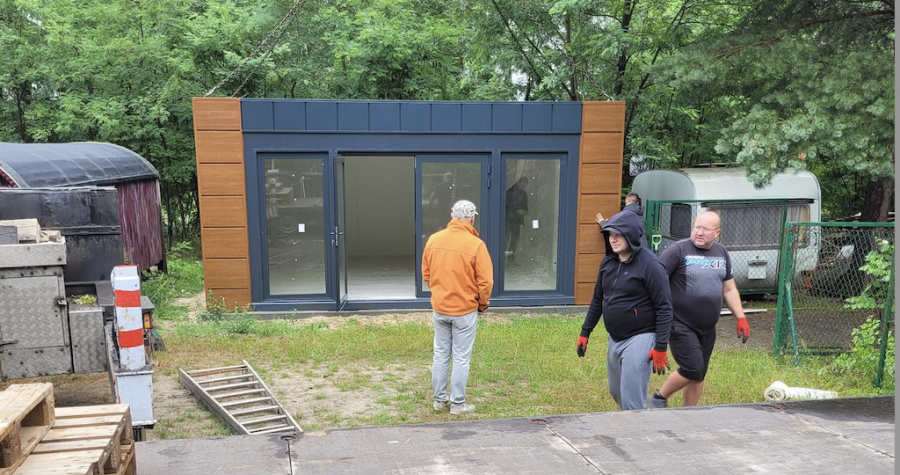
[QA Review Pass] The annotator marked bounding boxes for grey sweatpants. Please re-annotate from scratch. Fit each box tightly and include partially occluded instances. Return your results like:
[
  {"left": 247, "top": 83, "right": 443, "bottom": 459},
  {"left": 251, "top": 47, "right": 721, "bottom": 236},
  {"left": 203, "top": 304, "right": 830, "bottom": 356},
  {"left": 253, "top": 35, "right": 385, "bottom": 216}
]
[
  {"left": 432, "top": 310, "right": 478, "bottom": 405},
  {"left": 607, "top": 333, "right": 655, "bottom": 410}
]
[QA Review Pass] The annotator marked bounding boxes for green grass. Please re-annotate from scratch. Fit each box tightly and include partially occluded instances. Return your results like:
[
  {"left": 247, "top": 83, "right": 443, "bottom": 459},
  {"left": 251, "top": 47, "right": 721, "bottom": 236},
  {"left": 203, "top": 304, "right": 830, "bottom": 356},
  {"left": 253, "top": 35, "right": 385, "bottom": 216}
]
[
  {"left": 152, "top": 311, "right": 892, "bottom": 435},
  {"left": 141, "top": 254, "right": 205, "bottom": 322}
]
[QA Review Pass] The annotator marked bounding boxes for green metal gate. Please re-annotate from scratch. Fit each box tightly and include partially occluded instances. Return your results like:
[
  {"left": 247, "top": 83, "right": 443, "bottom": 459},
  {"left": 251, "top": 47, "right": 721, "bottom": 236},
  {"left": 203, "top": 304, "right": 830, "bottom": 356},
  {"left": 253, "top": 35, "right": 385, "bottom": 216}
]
[{"left": 773, "top": 222, "right": 894, "bottom": 387}]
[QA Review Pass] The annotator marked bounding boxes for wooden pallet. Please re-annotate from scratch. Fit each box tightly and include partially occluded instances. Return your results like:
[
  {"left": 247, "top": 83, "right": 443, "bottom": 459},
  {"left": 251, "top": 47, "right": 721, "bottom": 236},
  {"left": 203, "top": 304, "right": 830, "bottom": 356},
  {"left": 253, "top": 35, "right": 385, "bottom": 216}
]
[
  {"left": 14, "top": 404, "right": 136, "bottom": 475},
  {"left": 179, "top": 360, "right": 302, "bottom": 436},
  {"left": 0, "top": 383, "right": 55, "bottom": 475}
]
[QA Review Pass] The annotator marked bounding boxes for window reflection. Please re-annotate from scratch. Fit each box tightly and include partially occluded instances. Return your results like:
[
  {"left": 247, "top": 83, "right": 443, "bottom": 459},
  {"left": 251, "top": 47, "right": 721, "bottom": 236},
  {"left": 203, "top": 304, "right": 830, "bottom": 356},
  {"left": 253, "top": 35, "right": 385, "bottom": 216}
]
[
  {"left": 421, "top": 161, "right": 482, "bottom": 293},
  {"left": 265, "top": 158, "right": 326, "bottom": 295},
  {"left": 503, "top": 157, "right": 560, "bottom": 291}
]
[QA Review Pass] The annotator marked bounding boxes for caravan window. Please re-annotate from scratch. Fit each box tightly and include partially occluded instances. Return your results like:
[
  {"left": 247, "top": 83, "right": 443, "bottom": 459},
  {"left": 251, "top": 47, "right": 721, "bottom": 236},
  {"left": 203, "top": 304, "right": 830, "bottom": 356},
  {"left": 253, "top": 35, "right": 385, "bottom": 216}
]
[
  {"left": 713, "top": 203, "right": 783, "bottom": 250},
  {"left": 788, "top": 204, "right": 810, "bottom": 247},
  {"left": 669, "top": 204, "right": 693, "bottom": 239}
]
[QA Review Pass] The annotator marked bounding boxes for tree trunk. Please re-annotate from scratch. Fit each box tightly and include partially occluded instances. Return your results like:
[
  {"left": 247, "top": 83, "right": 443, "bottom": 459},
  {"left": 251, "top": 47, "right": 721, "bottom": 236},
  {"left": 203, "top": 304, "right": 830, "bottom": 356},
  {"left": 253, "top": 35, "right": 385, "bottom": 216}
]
[{"left": 859, "top": 175, "right": 894, "bottom": 222}]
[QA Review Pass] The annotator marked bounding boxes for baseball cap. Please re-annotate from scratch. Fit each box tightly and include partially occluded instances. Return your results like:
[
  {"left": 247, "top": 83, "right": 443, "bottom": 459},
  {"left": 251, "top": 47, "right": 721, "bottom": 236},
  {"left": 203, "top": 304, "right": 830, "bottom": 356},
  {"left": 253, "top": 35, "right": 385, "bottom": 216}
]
[{"left": 450, "top": 200, "right": 478, "bottom": 219}]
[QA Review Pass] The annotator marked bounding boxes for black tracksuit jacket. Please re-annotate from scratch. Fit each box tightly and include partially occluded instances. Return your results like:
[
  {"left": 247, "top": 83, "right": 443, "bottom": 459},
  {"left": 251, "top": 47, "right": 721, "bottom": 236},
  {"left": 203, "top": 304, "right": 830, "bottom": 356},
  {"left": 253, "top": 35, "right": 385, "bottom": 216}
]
[{"left": 580, "top": 211, "right": 672, "bottom": 352}]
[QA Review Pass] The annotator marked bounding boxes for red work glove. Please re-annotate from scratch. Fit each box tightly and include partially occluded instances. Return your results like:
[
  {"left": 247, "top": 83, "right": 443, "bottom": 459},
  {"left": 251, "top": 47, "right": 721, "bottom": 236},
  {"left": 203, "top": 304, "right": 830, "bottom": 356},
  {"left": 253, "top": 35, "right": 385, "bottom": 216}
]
[
  {"left": 647, "top": 349, "right": 670, "bottom": 375},
  {"left": 576, "top": 336, "right": 589, "bottom": 357},
  {"left": 737, "top": 318, "right": 750, "bottom": 343}
]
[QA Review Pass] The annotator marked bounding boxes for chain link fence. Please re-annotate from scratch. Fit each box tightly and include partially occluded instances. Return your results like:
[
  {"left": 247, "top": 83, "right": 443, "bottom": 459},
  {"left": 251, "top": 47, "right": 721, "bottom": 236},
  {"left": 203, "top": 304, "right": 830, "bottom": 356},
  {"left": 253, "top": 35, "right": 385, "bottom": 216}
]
[
  {"left": 773, "top": 222, "right": 895, "bottom": 387},
  {"left": 645, "top": 199, "right": 792, "bottom": 294}
]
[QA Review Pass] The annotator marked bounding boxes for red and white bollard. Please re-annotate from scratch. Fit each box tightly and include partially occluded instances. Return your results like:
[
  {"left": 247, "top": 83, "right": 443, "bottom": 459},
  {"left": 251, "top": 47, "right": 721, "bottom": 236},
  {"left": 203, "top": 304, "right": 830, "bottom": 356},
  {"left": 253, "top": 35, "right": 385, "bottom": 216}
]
[
  {"left": 111, "top": 265, "right": 144, "bottom": 370},
  {"left": 108, "top": 265, "right": 155, "bottom": 434}
]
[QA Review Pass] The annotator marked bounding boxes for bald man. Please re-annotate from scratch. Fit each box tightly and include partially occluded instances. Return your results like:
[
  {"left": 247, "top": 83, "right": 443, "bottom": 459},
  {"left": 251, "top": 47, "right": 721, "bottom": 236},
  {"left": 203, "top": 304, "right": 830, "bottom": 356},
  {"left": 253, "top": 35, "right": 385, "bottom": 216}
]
[{"left": 649, "top": 211, "right": 751, "bottom": 408}]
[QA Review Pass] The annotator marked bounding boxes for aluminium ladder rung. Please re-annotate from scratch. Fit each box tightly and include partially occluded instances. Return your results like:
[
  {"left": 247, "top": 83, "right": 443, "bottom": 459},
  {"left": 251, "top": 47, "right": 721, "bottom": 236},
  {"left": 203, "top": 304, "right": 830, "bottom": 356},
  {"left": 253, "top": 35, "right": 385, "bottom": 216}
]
[
  {"left": 205, "top": 381, "right": 260, "bottom": 392},
  {"left": 230, "top": 405, "right": 280, "bottom": 416},
  {"left": 238, "top": 414, "right": 287, "bottom": 426},
  {"left": 197, "top": 374, "right": 255, "bottom": 385},
  {"left": 251, "top": 425, "right": 296, "bottom": 435},
  {"left": 186, "top": 365, "right": 249, "bottom": 377},
  {"left": 220, "top": 397, "right": 274, "bottom": 408},
  {"left": 212, "top": 388, "right": 267, "bottom": 399}
]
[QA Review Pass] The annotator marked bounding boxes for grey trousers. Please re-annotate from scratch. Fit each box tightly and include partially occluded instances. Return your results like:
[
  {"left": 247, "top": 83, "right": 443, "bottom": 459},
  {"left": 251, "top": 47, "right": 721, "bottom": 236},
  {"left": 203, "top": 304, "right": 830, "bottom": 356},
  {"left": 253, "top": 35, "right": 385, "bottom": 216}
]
[
  {"left": 432, "top": 310, "right": 478, "bottom": 405},
  {"left": 606, "top": 333, "right": 655, "bottom": 410}
]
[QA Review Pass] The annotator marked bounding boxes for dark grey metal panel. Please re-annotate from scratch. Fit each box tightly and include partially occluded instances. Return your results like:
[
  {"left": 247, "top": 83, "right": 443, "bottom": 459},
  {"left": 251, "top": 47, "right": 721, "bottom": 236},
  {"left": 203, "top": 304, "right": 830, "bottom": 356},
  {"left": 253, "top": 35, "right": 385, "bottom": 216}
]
[
  {"left": 273, "top": 101, "right": 306, "bottom": 131},
  {"left": 0, "top": 188, "right": 124, "bottom": 283},
  {"left": 552, "top": 102, "right": 582, "bottom": 132},
  {"left": 337, "top": 102, "right": 369, "bottom": 130},
  {"left": 369, "top": 103, "right": 400, "bottom": 131},
  {"left": 462, "top": 103, "right": 492, "bottom": 131},
  {"left": 431, "top": 103, "right": 462, "bottom": 131},
  {"left": 523, "top": 103, "right": 553, "bottom": 132},
  {"left": 400, "top": 103, "right": 430, "bottom": 131},
  {"left": 306, "top": 102, "right": 338, "bottom": 130},
  {"left": 241, "top": 100, "right": 274, "bottom": 131},
  {"left": 241, "top": 100, "right": 586, "bottom": 134},
  {"left": 492, "top": 103, "right": 523, "bottom": 132}
]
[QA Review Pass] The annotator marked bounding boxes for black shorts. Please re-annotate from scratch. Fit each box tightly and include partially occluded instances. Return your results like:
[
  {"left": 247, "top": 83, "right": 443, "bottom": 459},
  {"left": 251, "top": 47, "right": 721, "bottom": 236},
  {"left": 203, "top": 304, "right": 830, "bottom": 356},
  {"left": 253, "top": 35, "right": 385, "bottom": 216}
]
[{"left": 669, "top": 321, "right": 716, "bottom": 381}]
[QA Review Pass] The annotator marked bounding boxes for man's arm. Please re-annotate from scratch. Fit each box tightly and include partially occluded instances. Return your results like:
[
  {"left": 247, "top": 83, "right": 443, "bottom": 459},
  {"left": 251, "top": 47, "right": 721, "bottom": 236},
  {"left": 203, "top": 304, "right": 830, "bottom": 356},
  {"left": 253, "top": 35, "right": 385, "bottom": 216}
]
[
  {"left": 474, "top": 243, "right": 494, "bottom": 312},
  {"left": 722, "top": 278, "right": 746, "bottom": 319},
  {"left": 580, "top": 264, "right": 605, "bottom": 337},
  {"left": 421, "top": 246, "right": 431, "bottom": 287},
  {"left": 645, "top": 259, "right": 673, "bottom": 352}
]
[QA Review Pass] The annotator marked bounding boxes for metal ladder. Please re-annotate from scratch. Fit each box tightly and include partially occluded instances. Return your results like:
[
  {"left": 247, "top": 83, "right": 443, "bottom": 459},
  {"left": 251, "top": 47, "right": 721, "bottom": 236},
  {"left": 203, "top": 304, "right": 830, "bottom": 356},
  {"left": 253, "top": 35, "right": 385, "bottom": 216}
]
[{"left": 179, "top": 360, "right": 302, "bottom": 436}]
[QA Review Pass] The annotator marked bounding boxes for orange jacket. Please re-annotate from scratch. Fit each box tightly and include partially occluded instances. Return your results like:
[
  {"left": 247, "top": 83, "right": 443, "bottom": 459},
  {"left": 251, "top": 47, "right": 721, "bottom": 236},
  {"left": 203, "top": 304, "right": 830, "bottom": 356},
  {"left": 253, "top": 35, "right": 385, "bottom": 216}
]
[{"left": 422, "top": 219, "right": 494, "bottom": 316}]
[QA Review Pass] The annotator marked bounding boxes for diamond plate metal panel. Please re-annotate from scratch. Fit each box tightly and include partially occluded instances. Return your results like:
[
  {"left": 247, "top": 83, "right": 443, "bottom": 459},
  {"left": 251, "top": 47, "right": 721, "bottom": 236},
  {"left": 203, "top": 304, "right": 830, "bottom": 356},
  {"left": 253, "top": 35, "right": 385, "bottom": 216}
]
[
  {"left": 69, "top": 305, "right": 108, "bottom": 374},
  {"left": 0, "top": 241, "right": 66, "bottom": 268},
  {"left": 1, "top": 347, "right": 72, "bottom": 379},
  {"left": 0, "top": 275, "right": 68, "bottom": 347}
]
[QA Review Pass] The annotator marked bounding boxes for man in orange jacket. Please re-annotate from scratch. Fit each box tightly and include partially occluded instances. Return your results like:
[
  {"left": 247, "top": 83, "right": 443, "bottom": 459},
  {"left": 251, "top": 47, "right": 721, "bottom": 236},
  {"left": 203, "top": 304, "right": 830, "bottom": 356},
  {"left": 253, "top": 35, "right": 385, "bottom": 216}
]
[{"left": 422, "top": 200, "right": 494, "bottom": 415}]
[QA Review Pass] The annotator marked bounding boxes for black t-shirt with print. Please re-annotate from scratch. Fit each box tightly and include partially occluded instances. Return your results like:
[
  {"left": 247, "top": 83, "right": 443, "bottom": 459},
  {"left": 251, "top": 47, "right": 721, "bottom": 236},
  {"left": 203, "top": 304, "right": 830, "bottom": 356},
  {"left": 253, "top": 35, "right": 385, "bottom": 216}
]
[{"left": 659, "top": 239, "right": 733, "bottom": 334}]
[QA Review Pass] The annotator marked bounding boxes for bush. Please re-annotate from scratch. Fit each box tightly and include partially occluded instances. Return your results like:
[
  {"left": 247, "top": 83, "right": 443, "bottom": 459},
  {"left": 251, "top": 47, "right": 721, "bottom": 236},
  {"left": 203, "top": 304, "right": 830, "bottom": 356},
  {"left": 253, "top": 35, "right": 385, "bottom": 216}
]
[{"left": 828, "top": 317, "right": 894, "bottom": 391}]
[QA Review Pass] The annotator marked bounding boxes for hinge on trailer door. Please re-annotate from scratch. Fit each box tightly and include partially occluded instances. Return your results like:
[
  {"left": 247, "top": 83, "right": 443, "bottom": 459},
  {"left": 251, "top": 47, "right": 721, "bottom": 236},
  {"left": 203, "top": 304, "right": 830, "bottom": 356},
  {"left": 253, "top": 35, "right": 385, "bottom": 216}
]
[
  {"left": 0, "top": 340, "right": 18, "bottom": 347},
  {"left": 486, "top": 163, "right": 491, "bottom": 188}
]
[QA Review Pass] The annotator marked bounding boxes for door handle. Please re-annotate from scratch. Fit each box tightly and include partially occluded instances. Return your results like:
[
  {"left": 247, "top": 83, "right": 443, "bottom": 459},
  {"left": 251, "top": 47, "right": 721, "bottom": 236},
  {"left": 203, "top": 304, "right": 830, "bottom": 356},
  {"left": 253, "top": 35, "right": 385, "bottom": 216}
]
[{"left": 331, "top": 227, "right": 344, "bottom": 247}]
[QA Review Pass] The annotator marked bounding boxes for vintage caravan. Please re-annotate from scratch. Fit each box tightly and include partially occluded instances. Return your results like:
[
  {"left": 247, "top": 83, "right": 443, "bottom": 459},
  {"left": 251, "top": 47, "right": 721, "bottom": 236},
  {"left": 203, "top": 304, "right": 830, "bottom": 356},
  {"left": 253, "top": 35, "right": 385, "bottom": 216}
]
[{"left": 631, "top": 167, "right": 821, "bottom": 294}]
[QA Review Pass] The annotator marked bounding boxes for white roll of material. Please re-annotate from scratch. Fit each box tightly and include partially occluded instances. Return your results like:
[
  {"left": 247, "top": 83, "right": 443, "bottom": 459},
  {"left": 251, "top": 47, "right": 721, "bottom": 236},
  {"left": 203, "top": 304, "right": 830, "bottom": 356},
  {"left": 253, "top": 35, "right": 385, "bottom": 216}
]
[{"left": 764, "top": 381, "right": 838, "bottom": 402}]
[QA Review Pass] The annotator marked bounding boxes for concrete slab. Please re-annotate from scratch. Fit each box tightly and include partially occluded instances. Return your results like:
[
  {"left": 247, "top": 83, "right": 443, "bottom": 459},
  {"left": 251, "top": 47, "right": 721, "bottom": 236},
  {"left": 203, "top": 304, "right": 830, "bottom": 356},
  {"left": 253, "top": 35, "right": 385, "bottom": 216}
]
[{"left": 136, "top": 396, "right": 894, "bottom": 475}]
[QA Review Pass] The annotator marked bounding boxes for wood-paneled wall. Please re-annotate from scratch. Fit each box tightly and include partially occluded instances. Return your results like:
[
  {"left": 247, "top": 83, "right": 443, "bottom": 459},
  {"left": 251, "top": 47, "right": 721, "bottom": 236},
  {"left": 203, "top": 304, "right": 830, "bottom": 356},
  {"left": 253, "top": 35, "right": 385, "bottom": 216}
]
[
  {"left": 193, "top": 98, "right": 252, "bottom": 308},
  {"left": 575, "top": 102, "right": 626, "bottom": 304}
]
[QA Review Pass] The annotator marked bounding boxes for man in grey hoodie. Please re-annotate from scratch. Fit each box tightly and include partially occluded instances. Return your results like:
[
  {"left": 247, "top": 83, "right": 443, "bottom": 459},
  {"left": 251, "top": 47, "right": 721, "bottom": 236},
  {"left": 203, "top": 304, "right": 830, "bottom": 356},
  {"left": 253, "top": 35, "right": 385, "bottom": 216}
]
[{"left": 576, "top": 210, "right": 673, "bottom": 410}]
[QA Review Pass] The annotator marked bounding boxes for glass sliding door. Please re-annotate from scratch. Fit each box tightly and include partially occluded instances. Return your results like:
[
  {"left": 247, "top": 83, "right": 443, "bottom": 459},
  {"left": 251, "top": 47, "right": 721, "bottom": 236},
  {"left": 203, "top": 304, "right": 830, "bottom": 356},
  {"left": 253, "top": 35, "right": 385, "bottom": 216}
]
[
  {"left": 416, "top": 155, "right": 490, "bottom": 296},
  {"left": 503, "top": 156, "right": 562, "bottom": 291},
  {"left": 263, "top": 157, "right": 327, "bottom": 296}
]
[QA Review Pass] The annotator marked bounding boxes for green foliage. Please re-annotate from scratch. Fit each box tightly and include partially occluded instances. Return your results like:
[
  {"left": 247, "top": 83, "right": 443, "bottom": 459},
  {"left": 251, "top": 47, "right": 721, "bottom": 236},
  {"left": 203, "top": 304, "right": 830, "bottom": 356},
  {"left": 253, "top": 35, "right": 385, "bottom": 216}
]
[
  {"left": 827, "top": 317, "right": 894, "bottom": 391},
  {"left": 73, "top": 294, "right": 97, "bottom": 305},
  {"left": 141, "top": 253, "right": 205, "bottom": 321},
  {"left": 845, "top": 239, "right": 894, "bottom": 312}
]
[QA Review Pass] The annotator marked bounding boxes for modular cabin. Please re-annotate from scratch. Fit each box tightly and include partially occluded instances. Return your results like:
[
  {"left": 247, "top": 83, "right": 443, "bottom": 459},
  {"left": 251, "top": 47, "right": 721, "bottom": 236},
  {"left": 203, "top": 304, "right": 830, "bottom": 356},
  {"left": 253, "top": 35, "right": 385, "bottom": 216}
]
[
  {"left": 631, "top": 167, "right": 821, "bottom": 294},
  {"left": 193, "top": 98, "right": 629, "bottom": 311}
]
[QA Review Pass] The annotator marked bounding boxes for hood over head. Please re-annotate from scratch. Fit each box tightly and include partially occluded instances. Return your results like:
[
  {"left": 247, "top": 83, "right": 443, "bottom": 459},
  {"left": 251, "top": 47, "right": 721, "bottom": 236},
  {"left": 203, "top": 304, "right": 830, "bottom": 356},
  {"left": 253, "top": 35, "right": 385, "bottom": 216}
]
[
  {"left": 601, "top": 211, "right": 645, "bottom": 257},
  {"left": 622, "top": 202, "right": 643, "bottom": 216}
]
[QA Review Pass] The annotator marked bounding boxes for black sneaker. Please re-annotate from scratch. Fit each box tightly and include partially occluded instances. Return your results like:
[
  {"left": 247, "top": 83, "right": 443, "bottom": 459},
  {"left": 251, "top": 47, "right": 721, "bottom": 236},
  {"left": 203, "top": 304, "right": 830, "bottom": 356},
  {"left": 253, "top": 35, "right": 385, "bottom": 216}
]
[{"left": 649, "top": 391, "right": 668, "bottom": 409}]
